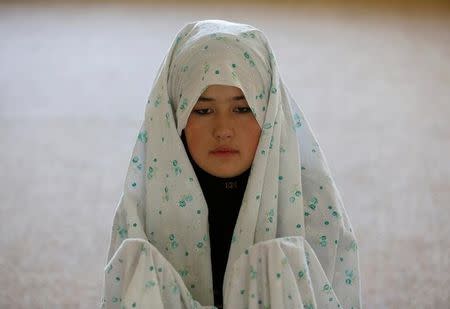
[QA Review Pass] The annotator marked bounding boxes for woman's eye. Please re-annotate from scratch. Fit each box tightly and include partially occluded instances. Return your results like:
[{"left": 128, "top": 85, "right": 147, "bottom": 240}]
[
  {"left": 193, "top": 108, "right": 212, "bottom": 115},
  {"left": 234, "top": 107, "right": 252, "bottom": 113}
]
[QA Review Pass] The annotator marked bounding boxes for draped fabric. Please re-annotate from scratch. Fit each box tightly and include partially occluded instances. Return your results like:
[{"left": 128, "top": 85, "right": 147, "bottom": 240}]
[{"left": 101, "top": 19, "right": 362, "bottom": 309}]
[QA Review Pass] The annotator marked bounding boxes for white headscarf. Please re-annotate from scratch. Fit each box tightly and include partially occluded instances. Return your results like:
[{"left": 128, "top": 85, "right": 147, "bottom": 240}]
[{"left": 106, "top": 19, "right": 361, "bottom": 307}]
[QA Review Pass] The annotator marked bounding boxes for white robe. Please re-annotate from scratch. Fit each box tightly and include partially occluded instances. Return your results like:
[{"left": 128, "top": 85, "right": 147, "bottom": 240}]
[{"left": 101, "top": 19, "right": 362, "bottom": 309}]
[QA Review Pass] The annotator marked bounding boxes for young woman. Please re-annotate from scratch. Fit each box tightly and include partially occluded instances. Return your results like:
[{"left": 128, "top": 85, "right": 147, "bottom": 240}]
[{"left": 102, "top": 19, "right": 361, "bottom": 309}]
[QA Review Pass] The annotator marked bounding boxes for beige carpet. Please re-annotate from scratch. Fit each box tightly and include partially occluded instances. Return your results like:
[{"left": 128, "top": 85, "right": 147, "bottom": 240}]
[{"left": 0, "top": 1, "right": 449, "bottom": 308}]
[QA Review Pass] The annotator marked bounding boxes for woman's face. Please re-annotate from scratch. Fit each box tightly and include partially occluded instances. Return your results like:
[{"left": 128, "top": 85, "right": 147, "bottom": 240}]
[{"left": 184, "top": 85, "right": 261, "bottom": 178}]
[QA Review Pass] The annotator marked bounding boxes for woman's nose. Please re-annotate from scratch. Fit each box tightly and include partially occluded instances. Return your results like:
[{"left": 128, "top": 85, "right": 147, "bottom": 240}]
[{"left": 213, "top": 117, "right": 234, "bottom": 140}]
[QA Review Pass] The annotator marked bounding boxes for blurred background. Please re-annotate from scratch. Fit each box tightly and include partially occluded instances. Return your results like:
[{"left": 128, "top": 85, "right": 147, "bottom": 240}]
[{"left": 1, "top": 0, "right": 449, "bottom": 308}]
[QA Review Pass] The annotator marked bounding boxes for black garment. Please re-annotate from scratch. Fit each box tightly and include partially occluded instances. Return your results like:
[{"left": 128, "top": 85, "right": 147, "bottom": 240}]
[{"left": 181, "top": 131, "right": 249, "bottom": 308}]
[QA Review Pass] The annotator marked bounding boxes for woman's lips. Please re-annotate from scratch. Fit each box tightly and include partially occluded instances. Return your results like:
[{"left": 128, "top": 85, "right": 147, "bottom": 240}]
[{"left": 210, "top": 147, "right": 239, "bottom": 156}]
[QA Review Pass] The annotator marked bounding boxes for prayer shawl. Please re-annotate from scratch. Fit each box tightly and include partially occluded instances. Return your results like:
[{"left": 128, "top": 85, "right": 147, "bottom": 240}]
[{"left": 102, "top": 19, "right": 362, "bottom": 309}]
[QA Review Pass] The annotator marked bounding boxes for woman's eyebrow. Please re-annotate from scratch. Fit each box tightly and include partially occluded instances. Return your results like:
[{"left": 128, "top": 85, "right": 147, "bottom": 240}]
[{"left": 197, "top": 95, "right": 246, "bottom": 102}]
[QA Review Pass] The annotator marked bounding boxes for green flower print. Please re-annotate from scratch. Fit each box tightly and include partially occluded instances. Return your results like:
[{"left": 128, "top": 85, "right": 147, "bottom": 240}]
[
  {"left": 319, "top": 235, "right": 327, "bottom": 247},
  {"left": 137, "top": 130, "right": 148, "bottom": 143},
  {"left": 140, "top": 243, "right": 148, "bottom": 256},
  {"left": 255, "top": 90, "right": 265, "bottom": 100},
  {"left": 294, "top": 113, "right": 302, "bottom": 129},
  {"left": 147, "top": 166, "right": 156, "bottom": 180},
  {"left": 154, "top": 96, "right": 161, "bottom": 107},
  {"left": 308, "top": 196, "right": 318, "bottom": 211},
  {"left": 168, "top": 233, "right": 179, "bottom": 249},
  {"left": 210, "top": 33, "right": 225, "bottom": 40},
  {"left": 178, "top": 194, "right": 193, "bottom": 208},
  {"left": 112, "top": 297, "right": 120, "bottom": 303},
  {"left": 298, "top": 269, "right": 305, "bottom": 279},
  {"left": 172, "top": 160, "right": 182, "bottom": 176},
  {"left": 322, "top": 283, "right": 332, "bottom": 293},
  {"left": 347, "top": 240, "right": 358, "bottom": 252},
  {"left": 266, "top": 208, "right": 275, "bottom": 224},
  {"left": 178, "top": 269, "right": 189, "bottom": 277},
  {"left": 179, "top": 98, "right": 188, "bottom": 112},
  {"left": 117, "top": 225, "right": 128, "bottom": 239},
  {"left": 289, "top": 188, "right": 302, "bottom": 203},
  {"left": 263, "top": 122, "right": 272, "bottom": 130},
  {"left": 131, "top": 156, "right": 143, "bottom": 171},
  {"left": 240, "top": 31, "right": 256, "bottom": 39},
  {"left": 243, "top": 51, "right": 256, "bottom": 67},
  {"left": 195, "top": 234, "right": 208, "bottom": 250},
  {"left": 327, "top": 205, "right": 341, "bottom": 219},
  {"left": 168, "top": 281, "right": 180, "bottom": 295},
  {"left": 345, "top": 269, "right": 355, "bottom": 285}
]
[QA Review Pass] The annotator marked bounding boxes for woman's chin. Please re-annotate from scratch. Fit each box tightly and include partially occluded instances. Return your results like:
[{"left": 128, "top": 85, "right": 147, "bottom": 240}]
[{"left": 206, "top": 167, "right": 245, "bottom": 178}]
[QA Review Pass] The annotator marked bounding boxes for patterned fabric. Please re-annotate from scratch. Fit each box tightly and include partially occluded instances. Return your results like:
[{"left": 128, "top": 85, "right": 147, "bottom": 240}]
[{"left": 101, "top": 19, "right": 362, "bottom": 309}]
